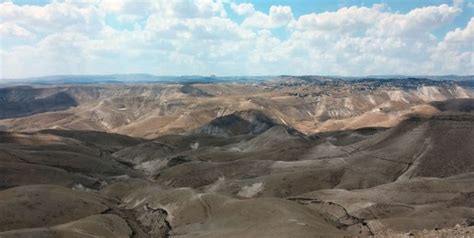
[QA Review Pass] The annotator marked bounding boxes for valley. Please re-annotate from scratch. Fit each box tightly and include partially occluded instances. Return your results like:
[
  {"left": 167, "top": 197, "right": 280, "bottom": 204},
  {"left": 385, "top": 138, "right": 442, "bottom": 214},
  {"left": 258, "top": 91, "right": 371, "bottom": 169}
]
[{"left": 0, "top": 76, "right": 473, "bottom": 237}]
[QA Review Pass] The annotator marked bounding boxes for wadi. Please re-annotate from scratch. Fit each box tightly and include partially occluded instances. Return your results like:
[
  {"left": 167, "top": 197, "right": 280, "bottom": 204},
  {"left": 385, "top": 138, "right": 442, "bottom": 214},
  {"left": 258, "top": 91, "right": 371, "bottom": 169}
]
[{"left": 0, "top": 75, "right": 473, "bottom": 237}]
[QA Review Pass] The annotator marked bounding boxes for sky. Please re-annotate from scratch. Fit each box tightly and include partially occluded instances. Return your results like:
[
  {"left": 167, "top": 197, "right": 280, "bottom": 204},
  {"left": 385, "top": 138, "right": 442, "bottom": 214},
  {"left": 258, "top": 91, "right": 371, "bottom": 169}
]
[{"left": 0, "top": 0, "right": 473, "bottom": 79}]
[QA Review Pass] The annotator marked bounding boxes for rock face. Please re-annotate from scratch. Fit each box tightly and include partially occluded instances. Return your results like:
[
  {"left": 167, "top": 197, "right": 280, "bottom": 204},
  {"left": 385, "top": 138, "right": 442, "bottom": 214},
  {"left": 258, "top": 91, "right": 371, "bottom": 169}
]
[
  {"left": 0, "top": 79, "right": 473, "bottom": 237},
  {"left": 0, "top": 87, "right": 78, "bottom": 119},
  {"left": 195, "top": 110, "right": 276, "bottom": 137},
  {"left": 135, "top": 205, "right": 172, "bottom": 238}
]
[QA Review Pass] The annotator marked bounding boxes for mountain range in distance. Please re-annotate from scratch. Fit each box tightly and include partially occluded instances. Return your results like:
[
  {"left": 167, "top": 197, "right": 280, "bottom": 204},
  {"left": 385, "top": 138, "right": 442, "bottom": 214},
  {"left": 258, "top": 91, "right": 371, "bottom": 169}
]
[{"left": 1, "top": 74, "right": 472, "bottom": 86}]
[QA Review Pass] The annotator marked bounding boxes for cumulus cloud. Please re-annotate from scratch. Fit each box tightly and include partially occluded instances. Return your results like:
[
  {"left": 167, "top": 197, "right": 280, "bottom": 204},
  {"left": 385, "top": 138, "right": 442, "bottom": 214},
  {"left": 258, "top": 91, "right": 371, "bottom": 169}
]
[
  {"left": 161, "top": 0, "right": 227, "bottom": 19},
  {"left": 0, "top": 1, "right": 104, "bottom": 36},
  {"left": 242, "top": 5, "right": 293, "bottom": 28},
  {"left": 0, "top": 23, "right": 33, "bottom": 38},
  {"left": 231, "top": 2, "right": 255, "bottom": 16},
  {"left": 373, "top": 4, "right": 461, "bottom": 37},
  {"left": 0, "top": 0, "right": 472, "bottom": 78},
  {"left": 431, "top": 18, "right": 474, "bottom": 73},
  {"left": 283, "top": 4, "right": 467, "bottom": 75},
  {"left": 291, "top": 5, "right": 383, "bottom": 33},
  {"left": 99, "top": 0, "right": 154, "bottom": 22},
  {"left": 443, "top": 18, "right": 474, "bottom": 44},
  {"left": 292, "top": 4, "right": 461, "bottom": 37}
]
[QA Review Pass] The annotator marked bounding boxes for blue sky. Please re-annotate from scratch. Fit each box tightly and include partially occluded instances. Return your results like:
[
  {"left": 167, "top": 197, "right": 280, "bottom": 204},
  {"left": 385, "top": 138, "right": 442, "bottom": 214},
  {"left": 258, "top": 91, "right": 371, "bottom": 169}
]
[{"left": 0, "top": 0, "right": 473, "bottom": 78}]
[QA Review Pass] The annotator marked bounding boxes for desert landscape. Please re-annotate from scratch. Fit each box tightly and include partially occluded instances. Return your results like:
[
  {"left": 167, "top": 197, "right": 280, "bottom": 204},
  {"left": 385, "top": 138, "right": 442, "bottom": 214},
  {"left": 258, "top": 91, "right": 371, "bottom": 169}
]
[
  {"left": 0, "top": 75, "right": 473, "bottom": 237},
  {"left": 1, "top": 0, "right": 473, "bottom": 237}
]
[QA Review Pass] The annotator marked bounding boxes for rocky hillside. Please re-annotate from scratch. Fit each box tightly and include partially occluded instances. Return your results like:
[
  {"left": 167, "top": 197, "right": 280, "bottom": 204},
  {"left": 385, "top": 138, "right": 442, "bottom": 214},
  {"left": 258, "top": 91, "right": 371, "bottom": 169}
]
[
  {"left": 0, "top": 79, "right": 473, "bottom": 237},
  {"left": 0, "top": 79, "right": 471, "bottom": 138},
  {"left": 0, "top": 86, "right": 78, "bottom": 119},
  {"left": 0, "top": 106, "right": 473, "bottom": 237}
]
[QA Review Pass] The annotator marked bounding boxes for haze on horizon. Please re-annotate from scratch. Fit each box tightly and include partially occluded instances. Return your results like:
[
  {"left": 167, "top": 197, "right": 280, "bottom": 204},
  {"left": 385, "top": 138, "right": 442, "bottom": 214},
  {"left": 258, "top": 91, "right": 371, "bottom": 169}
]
[{"left": 1, "top": 0, "right": 473, "bottom": 79}]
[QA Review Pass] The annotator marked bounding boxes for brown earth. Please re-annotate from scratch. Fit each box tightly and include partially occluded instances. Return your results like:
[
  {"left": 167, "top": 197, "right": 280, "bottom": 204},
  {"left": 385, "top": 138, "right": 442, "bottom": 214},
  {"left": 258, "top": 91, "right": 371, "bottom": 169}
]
[{"left": 0, "top": 81, "right": 473, "bottom": 237}]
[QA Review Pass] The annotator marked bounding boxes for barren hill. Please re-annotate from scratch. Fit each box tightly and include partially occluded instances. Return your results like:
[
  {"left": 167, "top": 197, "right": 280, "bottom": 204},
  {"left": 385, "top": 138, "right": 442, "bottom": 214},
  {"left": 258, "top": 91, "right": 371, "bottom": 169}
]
[
  {"left": 0, "top": 79, "right": 471, "bottom": 138},
  {"left": 0, "top": 79, "right": 473, "bottom": 237}
]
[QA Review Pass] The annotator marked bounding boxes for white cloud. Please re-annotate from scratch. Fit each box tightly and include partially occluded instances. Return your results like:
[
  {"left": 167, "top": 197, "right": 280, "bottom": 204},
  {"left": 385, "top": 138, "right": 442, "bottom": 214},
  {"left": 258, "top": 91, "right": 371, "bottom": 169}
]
[
  {"left": 99, "top": 0, "right": 126, "bottom": 13},
  {"left": 453, "top": 0, "right": 464, "bottom": 8},
  {"left": 0, "top": 1, "right": 472, "bottom": 78},
  {"left": 443, "top": 17, "right": 474, "bottom": 44},
  {"left": 0, "top": 22, "right": 33, "bottom": 38},
  {"left": 292, "top": 4, "right": 460, "bottom": 37},
  {"left": 431, "top": 18, "right": 474, "bottom": 74},
  {"left": 1, "top": 32, "right": 91, "bottom": 78},
  {"left": 0, "top": 1, "right": 104, "bottom": 36},
  {"left": 282, "top": 4, "right": 467, "bottom": 75},
  {"left": 292, "top": 5, "right": 383, "bottom": 33},
  {"left": 372, "top": 4, "right": 461, "bottom": 37},
  {"left": 160, "top": 0, "right": 227, "bottom": 19},
  {"left": 230, "top": 2, "right": 255, "bottom": 16},
  {"left": 242, "top": 5, "right": 292, "bottom": 28}
]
